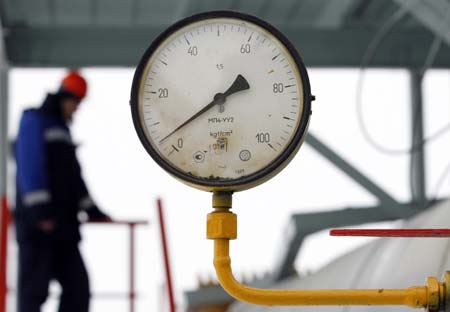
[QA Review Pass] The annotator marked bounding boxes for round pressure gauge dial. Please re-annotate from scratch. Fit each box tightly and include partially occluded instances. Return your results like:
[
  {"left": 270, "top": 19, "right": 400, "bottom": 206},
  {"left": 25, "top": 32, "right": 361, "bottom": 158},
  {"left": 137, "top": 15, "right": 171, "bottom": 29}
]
[{"left": 131, "top": 11, "right": 312, "bottom": 192}]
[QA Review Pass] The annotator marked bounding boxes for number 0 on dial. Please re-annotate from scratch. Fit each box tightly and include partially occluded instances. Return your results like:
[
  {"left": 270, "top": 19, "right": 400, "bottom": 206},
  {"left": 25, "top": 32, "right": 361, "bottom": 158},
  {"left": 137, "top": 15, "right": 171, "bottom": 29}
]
[{"left": 130, "top": 11, "right": 313, "bottom": 192}]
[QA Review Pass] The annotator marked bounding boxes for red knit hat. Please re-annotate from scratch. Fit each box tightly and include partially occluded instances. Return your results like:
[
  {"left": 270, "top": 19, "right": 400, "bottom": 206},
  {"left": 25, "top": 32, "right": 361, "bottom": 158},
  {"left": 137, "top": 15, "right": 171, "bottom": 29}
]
[{"left": 60, "top": 71, "right": 87, "bottom": 99}]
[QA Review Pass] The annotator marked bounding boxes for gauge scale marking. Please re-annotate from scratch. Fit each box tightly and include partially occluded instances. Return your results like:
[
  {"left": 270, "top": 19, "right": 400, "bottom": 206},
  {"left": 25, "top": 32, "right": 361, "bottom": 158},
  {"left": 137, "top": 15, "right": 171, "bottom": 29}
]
[{"left": 131, "top": 11, "right": 312, "bottom": 191}]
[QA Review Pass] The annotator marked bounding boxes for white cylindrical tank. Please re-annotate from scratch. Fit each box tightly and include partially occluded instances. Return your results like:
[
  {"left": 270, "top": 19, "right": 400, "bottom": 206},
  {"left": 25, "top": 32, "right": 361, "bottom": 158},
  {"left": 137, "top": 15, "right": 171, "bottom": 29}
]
[{"left": 229, "top": 200, "right": 450, "bottom": 312}]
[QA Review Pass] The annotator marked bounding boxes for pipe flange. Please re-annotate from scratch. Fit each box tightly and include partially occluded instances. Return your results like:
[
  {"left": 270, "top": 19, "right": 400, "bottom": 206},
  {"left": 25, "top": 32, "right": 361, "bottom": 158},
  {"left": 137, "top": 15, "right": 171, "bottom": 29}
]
[
  {"left": 427, "top": 277, "right": 441, "bottom": 312},
  {"left": 444, "top": 272, "right": 450, "bottom": 312}
]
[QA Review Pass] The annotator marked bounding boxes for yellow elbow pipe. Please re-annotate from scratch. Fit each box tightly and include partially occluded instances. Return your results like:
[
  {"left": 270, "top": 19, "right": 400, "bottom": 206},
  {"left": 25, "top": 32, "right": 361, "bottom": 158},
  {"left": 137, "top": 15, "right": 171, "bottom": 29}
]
[
  {"left": 206, "top": 193, "right": 448, "bottom": 310},
  {"left": 214, "top": 238, "right": 428, "bottom": 307}
]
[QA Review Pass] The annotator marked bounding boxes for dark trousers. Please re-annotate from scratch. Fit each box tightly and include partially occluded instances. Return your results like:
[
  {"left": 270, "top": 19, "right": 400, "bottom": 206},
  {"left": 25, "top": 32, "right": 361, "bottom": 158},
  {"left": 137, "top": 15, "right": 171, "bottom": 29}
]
[{"left": 18, "top": 242, "right": 90, "bottom": 312}]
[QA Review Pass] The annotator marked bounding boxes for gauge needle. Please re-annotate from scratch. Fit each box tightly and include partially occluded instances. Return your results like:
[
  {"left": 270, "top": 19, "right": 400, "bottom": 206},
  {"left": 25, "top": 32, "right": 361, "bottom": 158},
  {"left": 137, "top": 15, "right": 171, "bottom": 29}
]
[{"left": 159, "top": 74, "right": 250, "bottom": 144}]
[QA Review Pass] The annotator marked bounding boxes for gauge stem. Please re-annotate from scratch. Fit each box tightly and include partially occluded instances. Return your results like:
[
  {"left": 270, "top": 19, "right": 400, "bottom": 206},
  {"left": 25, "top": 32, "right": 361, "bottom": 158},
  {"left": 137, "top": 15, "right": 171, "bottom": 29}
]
[{"left": 212, "top": 191, "right": 233, "bottom": 209}]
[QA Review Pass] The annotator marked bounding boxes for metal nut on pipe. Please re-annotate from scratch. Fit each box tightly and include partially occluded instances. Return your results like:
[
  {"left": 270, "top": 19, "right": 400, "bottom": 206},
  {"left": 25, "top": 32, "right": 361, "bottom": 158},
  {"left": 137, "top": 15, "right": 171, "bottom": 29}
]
[{"left": 207, "top": 212, "right": 237, "bottom": 240}]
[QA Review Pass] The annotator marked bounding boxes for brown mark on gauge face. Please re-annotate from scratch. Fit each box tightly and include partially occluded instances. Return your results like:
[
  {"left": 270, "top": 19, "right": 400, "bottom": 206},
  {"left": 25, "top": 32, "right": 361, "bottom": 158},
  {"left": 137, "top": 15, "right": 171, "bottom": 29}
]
[
  {"left": 213, "top": 137, "right": 228, "bottom": 153},
  {"left": 198, "top": 136, "right": 231, "bottom": 180}
]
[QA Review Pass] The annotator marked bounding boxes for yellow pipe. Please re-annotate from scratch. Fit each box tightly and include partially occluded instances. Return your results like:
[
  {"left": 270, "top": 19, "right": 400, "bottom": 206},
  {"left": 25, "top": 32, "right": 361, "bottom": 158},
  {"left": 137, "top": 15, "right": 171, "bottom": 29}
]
[
  {"left": 207, "top": 192, "right": 445, "bottom": 310},
  {"left": 214, "top": 238, "right": 428, "bottom": 307}
]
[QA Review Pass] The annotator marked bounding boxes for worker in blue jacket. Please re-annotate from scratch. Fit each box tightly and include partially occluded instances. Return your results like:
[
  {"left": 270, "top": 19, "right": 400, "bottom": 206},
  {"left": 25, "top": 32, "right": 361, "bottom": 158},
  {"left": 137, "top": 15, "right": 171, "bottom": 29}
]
[{"left": 14, "top": 71, "right": 111, "bottom": 312}]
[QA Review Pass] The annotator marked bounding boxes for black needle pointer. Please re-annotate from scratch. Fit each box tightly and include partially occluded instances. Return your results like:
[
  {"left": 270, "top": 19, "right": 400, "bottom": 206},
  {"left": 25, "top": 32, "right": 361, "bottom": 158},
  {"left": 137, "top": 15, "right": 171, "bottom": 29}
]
[{"left": 159, "top": 74, "right": 250, "bottom": 144}]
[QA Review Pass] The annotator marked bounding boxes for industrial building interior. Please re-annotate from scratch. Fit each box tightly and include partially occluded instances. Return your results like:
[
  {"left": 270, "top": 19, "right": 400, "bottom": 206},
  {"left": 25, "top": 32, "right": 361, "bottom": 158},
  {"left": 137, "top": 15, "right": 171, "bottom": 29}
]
[{"left": 1, "top": 0, "right": 450, "bottom": 311}]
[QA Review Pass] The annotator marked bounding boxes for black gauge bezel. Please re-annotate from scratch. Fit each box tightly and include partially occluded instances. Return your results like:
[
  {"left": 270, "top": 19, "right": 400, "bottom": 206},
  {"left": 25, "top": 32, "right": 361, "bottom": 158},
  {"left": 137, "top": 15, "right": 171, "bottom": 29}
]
[{"left": 130, "top": 10, "right": 312, "bottom": 191}]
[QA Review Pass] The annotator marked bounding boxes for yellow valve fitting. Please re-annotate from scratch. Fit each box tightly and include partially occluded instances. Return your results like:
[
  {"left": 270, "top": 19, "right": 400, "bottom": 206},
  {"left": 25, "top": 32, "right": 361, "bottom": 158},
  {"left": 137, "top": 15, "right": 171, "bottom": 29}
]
[
  {"left": 208, "top": 192, "right": 449, "bottom": 310},
  {"left": 207, "top": 212, "right": 237, "bottom": 240}
]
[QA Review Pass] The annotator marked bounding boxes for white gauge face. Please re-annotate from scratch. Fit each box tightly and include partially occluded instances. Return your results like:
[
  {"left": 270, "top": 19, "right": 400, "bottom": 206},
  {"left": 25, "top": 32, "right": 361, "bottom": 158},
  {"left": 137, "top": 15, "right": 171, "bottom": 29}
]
[{"left": 132, "top": 12, "right": 311, "bottom": 191}]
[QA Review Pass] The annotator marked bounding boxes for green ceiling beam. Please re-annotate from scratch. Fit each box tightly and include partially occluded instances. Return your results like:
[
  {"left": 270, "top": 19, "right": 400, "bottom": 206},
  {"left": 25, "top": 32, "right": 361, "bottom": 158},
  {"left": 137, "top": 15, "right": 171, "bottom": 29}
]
[{"left": 5, "top": 26, "right": 450, "bottom": 68}]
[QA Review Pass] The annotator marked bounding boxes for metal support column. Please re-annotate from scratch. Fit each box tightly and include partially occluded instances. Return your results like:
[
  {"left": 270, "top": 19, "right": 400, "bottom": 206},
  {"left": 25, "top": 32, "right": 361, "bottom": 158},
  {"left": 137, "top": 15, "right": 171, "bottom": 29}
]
[
  {"left": 305, "top": 133, "right": 405, "bottom": 217},
  {"left": 0, "top": 14, "right": 8, "bottom": 203},
  {"left": 0, "top": 21, "right": 9, "bottom": 312},
  {"left": 0, "top": 66, "right": 7, "bottom": 200},
  {"left": 410, "top": 70, "right": 426, "bottom": 206}
]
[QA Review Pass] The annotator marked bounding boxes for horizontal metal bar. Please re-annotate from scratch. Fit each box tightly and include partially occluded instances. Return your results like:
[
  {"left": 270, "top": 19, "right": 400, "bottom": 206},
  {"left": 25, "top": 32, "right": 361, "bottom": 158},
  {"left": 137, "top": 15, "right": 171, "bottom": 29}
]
[{"left": 330, "top": 228, "right": 450, "bottom": 237}]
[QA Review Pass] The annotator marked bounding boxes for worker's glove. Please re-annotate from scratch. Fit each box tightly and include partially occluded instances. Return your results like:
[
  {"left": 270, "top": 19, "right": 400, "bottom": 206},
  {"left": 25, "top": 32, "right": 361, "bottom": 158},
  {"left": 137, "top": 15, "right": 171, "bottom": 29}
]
[{"left": 86, "top": 206, "right": 112, "bottom": 222}]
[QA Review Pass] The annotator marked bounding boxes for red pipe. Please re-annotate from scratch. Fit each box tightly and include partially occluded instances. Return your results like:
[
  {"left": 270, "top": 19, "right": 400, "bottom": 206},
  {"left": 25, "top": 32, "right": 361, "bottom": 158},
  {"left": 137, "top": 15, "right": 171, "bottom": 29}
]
[
  {"left": 0, "top": 195, "right": 9, "bottom": 312},
  {"left": 157, "top": 198, "right": 176, "bottom": 312},
  {"left": 330, "top": 228, "right": 450, "bottom": 237}
]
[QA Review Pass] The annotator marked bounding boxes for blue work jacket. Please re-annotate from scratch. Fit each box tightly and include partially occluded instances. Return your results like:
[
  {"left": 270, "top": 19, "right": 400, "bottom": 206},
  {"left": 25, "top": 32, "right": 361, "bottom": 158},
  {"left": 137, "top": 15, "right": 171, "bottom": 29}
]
[{"left": 14, "top": 93, "right": 103, "bottom": 243}]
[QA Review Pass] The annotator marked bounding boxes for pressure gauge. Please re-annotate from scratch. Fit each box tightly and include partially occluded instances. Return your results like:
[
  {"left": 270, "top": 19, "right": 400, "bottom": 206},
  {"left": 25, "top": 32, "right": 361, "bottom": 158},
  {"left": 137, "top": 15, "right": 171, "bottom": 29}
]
[{"left": 131, "top": 11, "right": 312, "bottom": 192}]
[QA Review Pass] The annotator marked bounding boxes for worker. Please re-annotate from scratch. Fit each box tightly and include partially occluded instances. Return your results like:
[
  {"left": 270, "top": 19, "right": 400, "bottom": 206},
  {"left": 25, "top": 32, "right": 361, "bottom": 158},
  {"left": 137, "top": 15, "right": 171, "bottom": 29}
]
[{"left": 14, "top": 70, "right": 111, "bottom": 312}]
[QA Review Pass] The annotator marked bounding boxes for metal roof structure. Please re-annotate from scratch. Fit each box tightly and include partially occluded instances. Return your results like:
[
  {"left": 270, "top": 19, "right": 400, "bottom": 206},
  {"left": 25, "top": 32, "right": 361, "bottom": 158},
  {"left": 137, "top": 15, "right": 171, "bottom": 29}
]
[
  {"left": 1, "top": 0, "right": 450, "bottom": 68},
  {"left": 2, "top": 1, "right": 450, "bottom": 311}
]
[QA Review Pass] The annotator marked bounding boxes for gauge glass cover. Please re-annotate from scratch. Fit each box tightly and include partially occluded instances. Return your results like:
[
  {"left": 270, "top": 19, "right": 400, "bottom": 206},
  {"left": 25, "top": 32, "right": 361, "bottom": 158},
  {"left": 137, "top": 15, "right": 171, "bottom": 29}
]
[{"left": 131, "top": 11, "right": 311, "bottom": 191}]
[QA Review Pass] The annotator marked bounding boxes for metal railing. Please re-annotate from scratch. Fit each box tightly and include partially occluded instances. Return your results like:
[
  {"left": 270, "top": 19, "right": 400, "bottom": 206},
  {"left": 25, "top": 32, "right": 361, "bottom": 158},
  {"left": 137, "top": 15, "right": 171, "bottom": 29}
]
[{"left": 0, "top": 199, "right": 150, "bottom": 312}]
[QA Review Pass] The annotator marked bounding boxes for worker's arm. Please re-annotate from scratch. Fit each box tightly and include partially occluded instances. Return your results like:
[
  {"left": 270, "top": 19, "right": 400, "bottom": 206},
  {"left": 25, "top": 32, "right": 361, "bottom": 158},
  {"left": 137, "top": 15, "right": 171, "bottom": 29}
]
[
  {"left": 15, "top": 112, "right": 55, "bottom": 227},
  {"left": 75, "top": 163, "right": 112, "bottom": 222}
]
